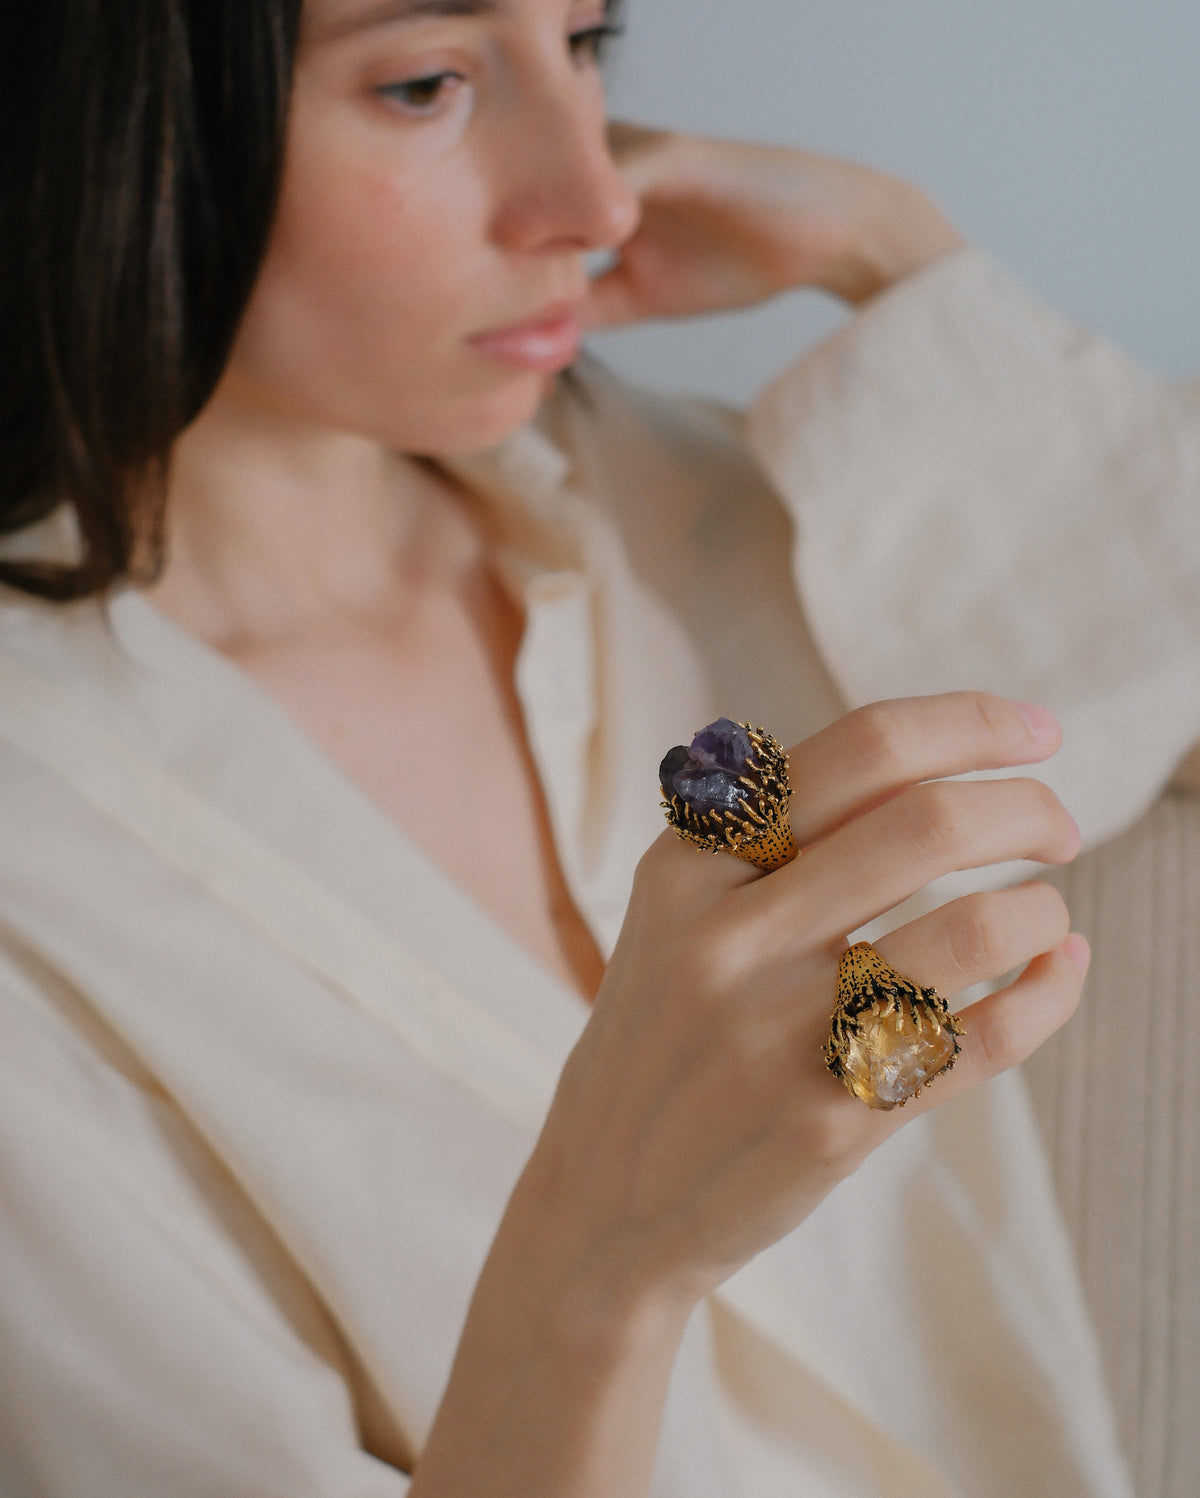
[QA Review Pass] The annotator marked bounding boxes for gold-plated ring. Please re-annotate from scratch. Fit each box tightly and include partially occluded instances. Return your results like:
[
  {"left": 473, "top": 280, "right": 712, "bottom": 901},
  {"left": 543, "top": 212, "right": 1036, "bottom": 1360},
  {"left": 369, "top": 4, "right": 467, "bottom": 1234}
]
[
  {"left": 825, "top": 942, "right": 965, "bottom": 1110},
  {"left": 659, "top": 718, "right": 798, "bottom": 871}
]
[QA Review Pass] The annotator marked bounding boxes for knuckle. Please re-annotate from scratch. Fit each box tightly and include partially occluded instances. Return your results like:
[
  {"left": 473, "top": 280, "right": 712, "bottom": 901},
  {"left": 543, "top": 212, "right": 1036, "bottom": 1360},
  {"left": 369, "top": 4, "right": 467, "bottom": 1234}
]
[
  {"left": 905, "top": 780, "right": 973, "bottom": 862},
  {"left": 631, "top": 833, "right": 678, "bottom": 900},
  {"left": 967, "top": 690, "right": 1016, "bottom": 741},
  {"left": 943, "top": 891, "right": 1007, "bottom": 979},
  {"left": 972, "top": 1006, "right": 1023, "bottom": 1075},
  {"left": 846, "top": 701, "right": 914, "bottom": 779},
  {"left": 1018, "top": 777, "right": 1075, "bottom": 852},
  {"left": 1030, "top": 778, "right": 1066, "bottom": 826},
  {"left": 629, "top": 848, "right": 657, "bottom": 906},
  {"left": 1039, "top": 882, "right": 1073, "bottom": 936},
  {"left": 1019, "top": 878, "right": 1072, "bottom": 939},
  {"left": 670, "top": 922, "right": 746, "bottom": 1004},
  {"left": 1024, "top": 774, "right": 1063, "bottom": 819},
  {"left": 786, "top": 1097, "right": 861, "bottom": 1171}
]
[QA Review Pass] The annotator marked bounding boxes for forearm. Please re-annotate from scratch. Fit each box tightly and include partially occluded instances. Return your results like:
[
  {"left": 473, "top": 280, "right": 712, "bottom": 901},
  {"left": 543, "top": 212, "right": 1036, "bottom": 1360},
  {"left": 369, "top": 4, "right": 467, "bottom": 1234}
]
[{"left": 409, "top": 1151, "right": 693, "bottom": 1498}]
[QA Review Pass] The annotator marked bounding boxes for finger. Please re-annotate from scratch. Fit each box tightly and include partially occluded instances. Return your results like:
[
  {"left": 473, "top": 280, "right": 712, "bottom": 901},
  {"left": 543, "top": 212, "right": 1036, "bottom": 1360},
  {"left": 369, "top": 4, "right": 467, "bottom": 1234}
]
[
  {"left": 784, "top": 693, "right": 1061, "bottom": 847},
  {"left": 748, "top": 775, "right": 1080, "bottom": 949},
  {"left": 872, "top": 881, "right": 1071, "bottom": 998},
  {"left": 579, "top": 265, "right": 642, "bottom": 330},
  {"left": 605, "top": 119, "right": 668, "bottom": 157},
  {"left": 604, "top": 120, "right": 679, "bottom": 188},
  {"left": 902, "top": 937, "right": 1090, "bottom": 1113}
]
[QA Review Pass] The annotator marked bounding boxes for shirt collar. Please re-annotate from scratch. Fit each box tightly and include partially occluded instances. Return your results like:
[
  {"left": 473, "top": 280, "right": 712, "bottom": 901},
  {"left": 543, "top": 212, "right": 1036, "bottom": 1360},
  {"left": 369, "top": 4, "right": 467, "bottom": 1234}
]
[{"left": 436, "top": 409, "right": 575, "bottom": 525}]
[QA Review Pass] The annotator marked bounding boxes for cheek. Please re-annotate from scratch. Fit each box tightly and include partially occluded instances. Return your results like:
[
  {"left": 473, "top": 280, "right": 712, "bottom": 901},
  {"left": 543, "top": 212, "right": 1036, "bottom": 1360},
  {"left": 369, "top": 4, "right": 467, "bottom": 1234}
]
[
  {"left": 225, "top": 148, "right": 508, "bottom": 442},
  {"left": 259, "top": 159, "right": 477, "bottom": 344}
]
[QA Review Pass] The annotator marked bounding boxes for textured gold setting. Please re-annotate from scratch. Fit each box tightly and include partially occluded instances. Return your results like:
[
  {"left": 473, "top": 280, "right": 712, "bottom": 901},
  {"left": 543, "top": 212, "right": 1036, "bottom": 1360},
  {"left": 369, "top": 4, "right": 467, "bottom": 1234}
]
[
  {"left": 660, "top": 724, "right": 797, "bottom": 871},
  {"left": 825, "top": 942, "right": 965, "bottom": 1110}
]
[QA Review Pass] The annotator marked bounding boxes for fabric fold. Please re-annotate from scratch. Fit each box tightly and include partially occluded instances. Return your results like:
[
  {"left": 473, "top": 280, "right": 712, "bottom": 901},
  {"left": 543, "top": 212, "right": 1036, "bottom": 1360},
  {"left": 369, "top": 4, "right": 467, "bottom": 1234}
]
[{"left": 747, "top": 248, "right": 1200, "bottom": 849}]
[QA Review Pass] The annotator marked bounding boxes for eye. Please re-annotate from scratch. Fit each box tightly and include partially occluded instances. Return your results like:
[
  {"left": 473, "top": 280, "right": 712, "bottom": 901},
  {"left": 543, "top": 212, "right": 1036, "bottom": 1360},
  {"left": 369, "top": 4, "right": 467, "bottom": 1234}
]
[
  {"left": 568, "top": 22, "right": 625, "bottom": 66},
  {"left": 377, "top": 71, "right": 465, "bottom": 114}
]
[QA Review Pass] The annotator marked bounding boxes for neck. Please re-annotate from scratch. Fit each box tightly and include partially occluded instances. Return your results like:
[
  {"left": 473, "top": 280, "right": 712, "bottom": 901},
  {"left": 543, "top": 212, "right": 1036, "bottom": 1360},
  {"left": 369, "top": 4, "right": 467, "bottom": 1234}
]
[{"left": 146, "top": 379, "right": 483, "bottom": 650}]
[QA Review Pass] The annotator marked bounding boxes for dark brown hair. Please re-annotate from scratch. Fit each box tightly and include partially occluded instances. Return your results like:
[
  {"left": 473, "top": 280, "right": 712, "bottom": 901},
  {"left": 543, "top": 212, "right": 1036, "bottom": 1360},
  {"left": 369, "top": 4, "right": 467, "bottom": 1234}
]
[{"left": 0, "top": 0, "right": 303, "bottom": 599}]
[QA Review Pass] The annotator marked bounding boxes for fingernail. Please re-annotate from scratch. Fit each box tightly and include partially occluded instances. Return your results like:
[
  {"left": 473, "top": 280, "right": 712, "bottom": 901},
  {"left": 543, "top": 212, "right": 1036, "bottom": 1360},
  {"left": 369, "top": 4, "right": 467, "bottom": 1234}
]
[
  {"left": 1016, "top": 701, "right": 1060, "bottom": 747},
  {"left": 1062, "top": 933, "right": 1091, "bottom": 976}
]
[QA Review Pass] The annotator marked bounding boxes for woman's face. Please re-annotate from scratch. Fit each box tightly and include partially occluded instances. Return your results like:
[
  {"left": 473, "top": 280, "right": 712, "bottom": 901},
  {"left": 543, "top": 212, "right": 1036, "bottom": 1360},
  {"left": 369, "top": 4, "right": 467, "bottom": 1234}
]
[{"left": 223, "top": 0, "right": 639, "bottom": 454}]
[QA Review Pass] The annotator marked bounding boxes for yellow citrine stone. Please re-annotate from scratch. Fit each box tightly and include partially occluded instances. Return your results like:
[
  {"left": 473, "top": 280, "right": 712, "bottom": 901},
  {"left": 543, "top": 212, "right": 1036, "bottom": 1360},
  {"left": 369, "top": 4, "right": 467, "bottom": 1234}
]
[{"left": 825, "top": 943, "right": 965, "bottom": 1110}]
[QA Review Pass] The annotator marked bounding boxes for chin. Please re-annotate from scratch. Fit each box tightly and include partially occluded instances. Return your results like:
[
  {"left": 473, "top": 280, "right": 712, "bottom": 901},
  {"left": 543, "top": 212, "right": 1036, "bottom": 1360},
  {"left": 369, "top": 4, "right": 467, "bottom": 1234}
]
[{"left": 420, "top": 372, "right": 558, "bottom": 457}]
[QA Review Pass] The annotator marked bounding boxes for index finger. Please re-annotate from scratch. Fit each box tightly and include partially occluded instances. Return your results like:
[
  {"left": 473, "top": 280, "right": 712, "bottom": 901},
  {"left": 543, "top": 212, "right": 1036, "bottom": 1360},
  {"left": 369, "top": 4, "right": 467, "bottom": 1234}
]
[{"left": 786, "top": 693, "right": 1061, "bottom": 847}]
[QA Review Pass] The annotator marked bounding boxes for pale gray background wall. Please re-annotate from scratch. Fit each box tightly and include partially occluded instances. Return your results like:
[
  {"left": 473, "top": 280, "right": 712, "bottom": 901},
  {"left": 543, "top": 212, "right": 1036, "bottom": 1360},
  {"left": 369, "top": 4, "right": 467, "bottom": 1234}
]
[{"left": 587, "top": 0, "right": 1200, "bottom": 405}]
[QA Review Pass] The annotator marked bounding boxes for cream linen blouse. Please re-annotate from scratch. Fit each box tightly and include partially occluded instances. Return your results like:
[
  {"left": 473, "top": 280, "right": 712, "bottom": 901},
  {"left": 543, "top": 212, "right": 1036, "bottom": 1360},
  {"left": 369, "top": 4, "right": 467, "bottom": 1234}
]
[{"left": 0, "top": 249, "right": 1196, "bottom": 1497}]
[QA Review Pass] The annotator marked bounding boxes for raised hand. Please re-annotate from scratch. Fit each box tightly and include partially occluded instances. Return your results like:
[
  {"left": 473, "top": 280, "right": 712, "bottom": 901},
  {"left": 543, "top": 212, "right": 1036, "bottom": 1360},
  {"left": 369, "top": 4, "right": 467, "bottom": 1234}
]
[
  {"left": 583, "top": 123, "right": 966, "bottom": 329},
  {"left": 413, "top": 693, "right": 1085, "bottom": 1498},
  {"left": 527, "top": 692, "right": 1082, "bottom": 1300}
]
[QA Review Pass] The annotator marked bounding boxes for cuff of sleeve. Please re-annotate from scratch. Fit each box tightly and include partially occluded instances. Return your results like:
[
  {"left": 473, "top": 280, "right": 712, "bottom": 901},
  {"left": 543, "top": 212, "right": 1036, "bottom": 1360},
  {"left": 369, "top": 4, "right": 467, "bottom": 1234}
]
[{"left": 747, "top": 247, "right": 1200, "bottom": 846}]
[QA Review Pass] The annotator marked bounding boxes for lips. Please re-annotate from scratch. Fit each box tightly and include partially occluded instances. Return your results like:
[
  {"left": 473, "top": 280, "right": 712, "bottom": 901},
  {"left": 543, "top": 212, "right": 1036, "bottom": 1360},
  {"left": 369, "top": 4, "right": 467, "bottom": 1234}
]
[{"left": 467, "top": 304, "right": 583, "bottom": 373}]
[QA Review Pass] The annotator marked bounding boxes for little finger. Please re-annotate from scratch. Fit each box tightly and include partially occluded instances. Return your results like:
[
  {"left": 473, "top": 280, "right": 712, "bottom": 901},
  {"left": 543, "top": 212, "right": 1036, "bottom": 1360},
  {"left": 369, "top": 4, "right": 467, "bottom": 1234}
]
[{"left": 902, "top": 937, "right": 1090, "bottom": 1112}]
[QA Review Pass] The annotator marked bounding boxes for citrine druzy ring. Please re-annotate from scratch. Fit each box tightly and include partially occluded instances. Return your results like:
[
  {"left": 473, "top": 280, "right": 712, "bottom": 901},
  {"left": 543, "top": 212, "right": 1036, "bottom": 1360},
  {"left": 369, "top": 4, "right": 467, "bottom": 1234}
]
[
  {"left": 658, "top": 718, "right": 798, "bottom": 872},
  {"left": 826, "top": 943, "right": 965, "bottom": 1110}
]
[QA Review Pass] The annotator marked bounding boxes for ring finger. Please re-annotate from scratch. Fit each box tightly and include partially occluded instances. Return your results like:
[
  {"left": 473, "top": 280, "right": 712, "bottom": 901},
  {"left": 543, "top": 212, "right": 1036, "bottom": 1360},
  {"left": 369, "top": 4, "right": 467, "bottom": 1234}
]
[
  {"left": 749, "top": 774, "right": 1079, "bottom": 949},
  {"left": 871, "top": 880, "right": 1072, "bottom": 1000}
]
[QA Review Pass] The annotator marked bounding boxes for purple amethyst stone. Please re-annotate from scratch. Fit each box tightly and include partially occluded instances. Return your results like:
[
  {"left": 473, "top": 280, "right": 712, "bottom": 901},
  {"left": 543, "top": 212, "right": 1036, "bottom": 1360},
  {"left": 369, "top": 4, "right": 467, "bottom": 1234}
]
[{"left": 659, "top": 718, "right": 755, "bottom": 815}]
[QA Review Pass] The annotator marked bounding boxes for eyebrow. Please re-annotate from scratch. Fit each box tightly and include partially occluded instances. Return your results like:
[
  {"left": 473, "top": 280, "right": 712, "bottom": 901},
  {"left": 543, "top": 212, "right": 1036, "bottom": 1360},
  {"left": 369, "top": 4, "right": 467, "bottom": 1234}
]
[{"left": 312, "top": 0, "right": 501, "bottom": 44}]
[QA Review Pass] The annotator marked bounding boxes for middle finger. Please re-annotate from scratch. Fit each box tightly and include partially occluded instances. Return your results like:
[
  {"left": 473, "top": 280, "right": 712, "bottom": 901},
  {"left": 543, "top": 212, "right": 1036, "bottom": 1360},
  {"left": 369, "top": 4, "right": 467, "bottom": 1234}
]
[{"left": 784, "top": 693, "right": 1061, "bottom": 847}]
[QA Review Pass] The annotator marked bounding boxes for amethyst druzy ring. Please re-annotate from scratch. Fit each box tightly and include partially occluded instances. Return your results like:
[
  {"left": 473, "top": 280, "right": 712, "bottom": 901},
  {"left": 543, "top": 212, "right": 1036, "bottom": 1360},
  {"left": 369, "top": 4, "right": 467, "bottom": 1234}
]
[{"left": 658, "top": 717, "right": 797, "bottom": 871}]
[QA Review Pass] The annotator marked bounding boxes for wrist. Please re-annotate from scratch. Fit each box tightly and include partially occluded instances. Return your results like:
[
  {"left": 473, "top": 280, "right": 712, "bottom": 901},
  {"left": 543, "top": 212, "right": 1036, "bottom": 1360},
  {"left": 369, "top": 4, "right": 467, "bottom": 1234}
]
[
  {"left": 497, "top": 1134, "right": 700, "bottom": 1344},
  {"left": 412, "top": 1151, "right": 693, "bottom": 1498},
  {"left": 833, "top": 179, "right": 966, "bottom": 303}
]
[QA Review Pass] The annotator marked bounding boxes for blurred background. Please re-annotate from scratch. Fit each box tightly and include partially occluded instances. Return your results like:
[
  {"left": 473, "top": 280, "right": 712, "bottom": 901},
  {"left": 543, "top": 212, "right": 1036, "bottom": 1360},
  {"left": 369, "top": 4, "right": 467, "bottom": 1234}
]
[{"left": 587, "top": 0, "right": 1200, "bottom": 405}]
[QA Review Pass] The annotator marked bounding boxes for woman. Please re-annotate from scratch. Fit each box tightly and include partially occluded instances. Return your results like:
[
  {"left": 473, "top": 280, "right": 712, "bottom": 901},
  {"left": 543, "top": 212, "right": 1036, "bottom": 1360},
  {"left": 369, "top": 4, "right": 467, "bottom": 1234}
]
[{"left": 1, "top": 1, "right": 1196, "bottom": 1494}]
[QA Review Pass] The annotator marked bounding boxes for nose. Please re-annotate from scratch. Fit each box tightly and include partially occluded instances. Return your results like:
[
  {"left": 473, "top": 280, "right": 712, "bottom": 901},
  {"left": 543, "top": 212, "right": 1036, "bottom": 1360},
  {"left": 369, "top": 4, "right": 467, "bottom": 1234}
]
[{"left": 489, "top": 73, "right": 641, "bottom": 255}]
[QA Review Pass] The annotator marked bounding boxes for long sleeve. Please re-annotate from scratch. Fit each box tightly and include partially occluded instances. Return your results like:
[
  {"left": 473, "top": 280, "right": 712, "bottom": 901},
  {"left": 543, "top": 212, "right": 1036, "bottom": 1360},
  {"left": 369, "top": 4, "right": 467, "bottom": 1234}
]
[{"left": 747, "top": 247, "right": 1200, "bottom": 850}]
